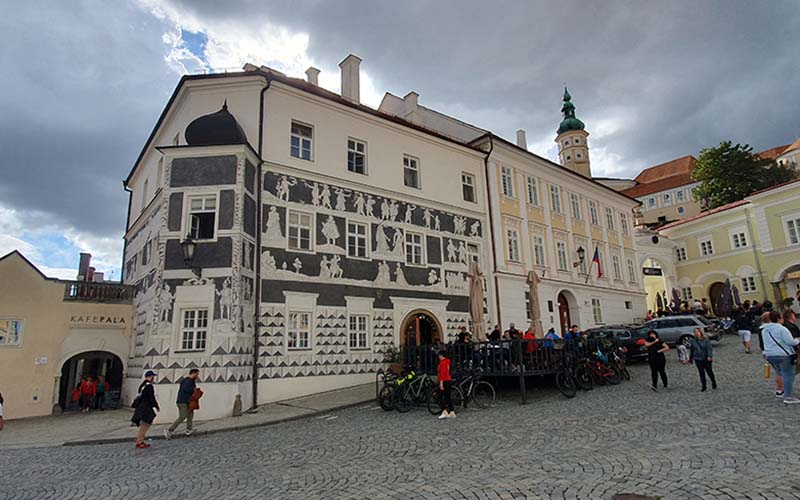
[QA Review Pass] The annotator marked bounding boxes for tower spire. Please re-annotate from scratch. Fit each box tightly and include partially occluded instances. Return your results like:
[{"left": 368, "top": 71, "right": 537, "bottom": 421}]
[{"left": 555, "top": 86, "right": 591, "bottom": 177}]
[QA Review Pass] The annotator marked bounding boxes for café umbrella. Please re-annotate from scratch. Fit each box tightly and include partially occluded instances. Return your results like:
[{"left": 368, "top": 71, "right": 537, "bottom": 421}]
[
  {"left": 468, "top": 261, "right": 486, "bottom": 341},
  {"left": 526, "top": 270, "right": 544, "bottom": 337},
  {"left": 656, "top": 291, "right": 664, "bottom": 311},
  {"left": 732, "top": 284, "right": 742, "bottom": 307}
]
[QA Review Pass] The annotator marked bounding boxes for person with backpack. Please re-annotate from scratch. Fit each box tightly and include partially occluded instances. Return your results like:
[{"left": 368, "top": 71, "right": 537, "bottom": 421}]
[
  {"left": 644, "top": 330, "right": 669, "bottom": 392},
  {"left": 690, "top": 328, "right": 717, "bottom": 391},
  {"left": 131, "top": 370, "right": 160, "bottom": 448},
  {"left": 164, "top": 369, "right": 201, "bottom": 439},
  {"left": 93, "top": 376, "right": 109, "bottom": 411},
  {"left": 761, "top": 311, "right": 800, "bottom": 404}
]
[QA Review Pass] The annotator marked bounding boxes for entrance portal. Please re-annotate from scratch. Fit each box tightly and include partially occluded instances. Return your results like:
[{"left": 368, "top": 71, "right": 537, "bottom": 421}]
[
  {"left": 59, "top": 351, "right": 123, "bottom": 411},
  {"left": 401, "top": 311, "right": 441, "bottom": 346},
  {"left": 557, "top": 292, "right": 572, "bottom": 335},
  {"left": 708, "top": 281, "right": 726, "bottom": 317}
]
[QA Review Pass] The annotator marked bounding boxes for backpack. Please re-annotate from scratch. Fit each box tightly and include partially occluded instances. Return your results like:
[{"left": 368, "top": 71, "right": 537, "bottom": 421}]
[{"left": 131, "top": 382, "right": 150, "bottom": 408}]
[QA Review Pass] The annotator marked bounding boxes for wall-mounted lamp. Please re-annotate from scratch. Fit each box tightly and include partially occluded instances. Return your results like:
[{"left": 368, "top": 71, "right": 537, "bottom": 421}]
[
  {"left": 180, "top": 234, "right": 202, "bottom": 278},
  {"left": 572, "top": 245, "right": 586, "bottom": 268}
]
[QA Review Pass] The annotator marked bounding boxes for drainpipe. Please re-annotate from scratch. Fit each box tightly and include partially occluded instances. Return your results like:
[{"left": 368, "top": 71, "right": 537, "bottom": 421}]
[
  {"left": 252, "top": 74, "right": 272, "bottom": 410},
  {"left": 744, "top": 207, "right": 769, "bottom": 302},
  {"left": 481, "top": 135, "right": 501, "bottom": 326}
]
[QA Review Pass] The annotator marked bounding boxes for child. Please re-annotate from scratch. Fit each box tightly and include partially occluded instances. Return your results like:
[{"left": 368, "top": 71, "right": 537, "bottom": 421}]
[{"left": 437, "top": 350, "right": 455, "bottom": 419}]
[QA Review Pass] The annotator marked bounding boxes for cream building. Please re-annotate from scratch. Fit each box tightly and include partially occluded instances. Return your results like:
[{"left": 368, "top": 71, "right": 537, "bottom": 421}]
[
  {"left": 659, "top": 179, "right": 800, "bottom": 314},
  {"left": 381, "top": 87, "right": 647, "bottom": 332},
  {"left": 0, "top": 252, "right": 132, "bottom": 420}
]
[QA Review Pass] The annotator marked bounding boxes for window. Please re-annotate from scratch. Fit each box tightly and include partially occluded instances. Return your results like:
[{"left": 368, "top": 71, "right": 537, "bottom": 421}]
[
  {"left": 570, "top": 193, "right": 581, "bottom": 220},
  {"left": 467, "top": 243, "right": 480, "bottom": 264},
  {"left": 592, "top": 298, "right": 603, "bottom": 324},
  {"left": 288, "top": 210, "right": 313, "bottom": 251},
  {"left": 556, "top": 241, "right": 568, "bottom": 271},
  {"left": 663, "top": 193, "right": 672, "bottom": 205},
  {"left": 349, "top": 314, "right": 369, "bottom": 349},
  {"left": 290, "top": 122, "right": 313, "bottom": 160},
  {"left": 690, "top": 187, "right": 697, "bottom": 200},
  {"left": 187, "top": 195, "right": 217, "bottom": 240},
  {"left": 526, "top": 177, "right": 539, "bottom": 205},
  {"left": 786, "top": 217, "right": 800, "bottom": 245},
  {"left": 731, "top": 231, "right": 748, "bottom": 249},
  {"left": 533, "top": 235, "right": 546, "bottom": 267},
  {"left": 605, "top": 207, "right": 615, "bottom": 231},
  {"left": 403, "top": 155, "right": 420, "bottom": 189},
  {"left": 0, "top": 319, "right": 23, "bottom": 346},
  {"left": 612, "top": 255, "right": 622, "bottom": 280},
  {"left": 589, "top": 200, "right": 599, "bottom": 225},
  {"left": 677, "top": 206, "right": 685, "bottom": 215},
  {"left": 347, "top": 138, "right": 366, "bottom": 174},
  {"left": 180, "top": 309, "right": 208, "bottom": 351},
  {"left": 524, "top": 290, "right": 532, "bottom": 320},
  {"left": 620, "top": 213, "right": 629, "bottom": 235},
  {"left": 141, "top": 239, "right": 151, "bottom": 266},
  {"left": 681, "top": 287, "right": 694, "bottom": 301},
  {"left": 550, "top": 185, "right": 562, "bottom": 213},
  {"left": 625, "top": 301, "right": 633, "bottom": 310},
  {"left": 288, "top": 311, "right": 311, "bottom": 349},
  {"left": 676, "top": 190, "right": 685, "bottom": 202},
  {"left": 501, "top": 166, "right": 514, "bottom": 197},
  {"left": 405, "top": 231, "right": 424, "bottom": 265},
  {"left": 699, "top": 238, "right": 714, "bottom": 256},
  {"left": 741, "top": 276, "right": 757, "bottom": 293},
  {"left": 648, "top": 197, "right": 656, "bottom": 208},
  {"left": 347, "top": 222, "right": 368, "bottom": 258},
  {"left": 507, "top": 228, "right": 520, "bottom": 262},
  {"left": 626, "top": 258, "right": 636, "bottom": 282},
  {"left": 676, "top": 247, "right": 687, "bottom": 262},
  {"left": 462, "top": 173, "right": 476, "bottom": 202}
]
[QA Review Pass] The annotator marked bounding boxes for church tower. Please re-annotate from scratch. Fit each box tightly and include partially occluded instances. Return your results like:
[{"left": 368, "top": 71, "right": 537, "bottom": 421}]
[{"left": 555, "top": 87, "right": 591, "bottom": 177}]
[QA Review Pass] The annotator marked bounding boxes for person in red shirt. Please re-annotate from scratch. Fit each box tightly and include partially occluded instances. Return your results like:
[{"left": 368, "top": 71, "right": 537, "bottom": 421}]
[
  {"left": 436, "top": 350, "right": 455, "bottom": 419},
  {"left": 79, "top": 377, "right": 96, "bottom": 413}
]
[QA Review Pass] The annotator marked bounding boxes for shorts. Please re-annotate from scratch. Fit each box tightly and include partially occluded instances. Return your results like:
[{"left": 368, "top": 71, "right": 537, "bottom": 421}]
[{"left": 738, "top": 330, "right": 752, "bottom": 342}]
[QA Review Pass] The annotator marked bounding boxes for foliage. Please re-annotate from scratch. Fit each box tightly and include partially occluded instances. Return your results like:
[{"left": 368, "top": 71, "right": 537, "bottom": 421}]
[
  {"left": 383, "top": 345, "right": 403, "bottom": 363},
  {"left": 691, "top": 141, "right": 796, "bottom": 209}
]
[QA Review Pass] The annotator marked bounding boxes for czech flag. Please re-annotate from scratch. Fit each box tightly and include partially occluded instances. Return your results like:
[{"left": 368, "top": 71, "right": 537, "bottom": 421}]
[{"left": 592, "top": 246, "right": 603, "bottom": 278}]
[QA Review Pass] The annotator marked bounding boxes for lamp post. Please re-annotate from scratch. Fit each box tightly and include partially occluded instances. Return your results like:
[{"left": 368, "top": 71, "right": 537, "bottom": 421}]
[
  {"left": 180, "top": 235, "right": 202, "bottom": 278},
  {"left": 573, "top": 245, "right": 586, "bottom": 269}
]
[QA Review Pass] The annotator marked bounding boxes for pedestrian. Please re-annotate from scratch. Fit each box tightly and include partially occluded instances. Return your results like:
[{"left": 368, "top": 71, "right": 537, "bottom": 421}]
[
  {"left": 79, "top": 376, "right": 95, "bottom": 413},
  {"left": 165, "top": 368, "right": 201, "bottom": 439},
  {"left": 645, "top": 310, "right": 653, "bottom": 321},
  {"left": 690, "top": 328, "right": 717, "bottom": 391},
  {"left": 0, "top": 391, "right": 4, "bottom": 432},
  {"left": 132, "top": 370, "right": 160, "bottom": 448},
  {"left": 488, "top": 324, "right": 501, "bottom": 343},
  {"left": 644, "top": 330, "right": 669, "bottom": 392},
  {"left": 436, "top": 349, "right": 455, "bottom": 420},
  {"left": 734, "top": 306, "right": 754, "bottom": 353},
  {"left": 93, "top": 376, "right": 108, "bottom": 411},
  {"left": 761, "top": 311, "right": 800, "bottom": 404},
  {"left": 782, "top": 310, "right": 800, "bottom": 338}
]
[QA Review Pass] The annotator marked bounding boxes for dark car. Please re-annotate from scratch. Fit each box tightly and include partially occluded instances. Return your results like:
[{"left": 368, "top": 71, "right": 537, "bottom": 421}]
[{"left": 584, "top": 325, "right": 649, "bottom": 362}]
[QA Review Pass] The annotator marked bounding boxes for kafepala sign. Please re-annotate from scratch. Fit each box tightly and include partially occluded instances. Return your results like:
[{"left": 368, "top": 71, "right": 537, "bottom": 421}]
[{"left": 69, "top": 315, "right": 127, "bottom": 325}]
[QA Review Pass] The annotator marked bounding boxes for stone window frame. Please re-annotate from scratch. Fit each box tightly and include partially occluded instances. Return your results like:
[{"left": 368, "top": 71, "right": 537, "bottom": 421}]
[
  {"left": 550, "top": 184, "right": 562, "bottom": 214},
  {"left": 347, "top": 137, "right": 367, "bottom": 175},
  {"left": 284, "top": 292, "right": 318, "bottom": 353},
  {"left": 345, "top": 296, "right": 374, "bottom": 352},
  {"left": 346, "top": 220, "right": 370, "bottom": 260},
  {"left": 698, "top": 236, "right": 714, "bottom": 257},
  {"left": 605, "top": 207, "right": 615, "bottom": 231},
  {"left": 591, "top": 298, "right": 604, "bottom": 325},
  {"left": 728, "top": 227, "right": 748, "bottom": 249},
  {"left": 286, "top": 209, "right": 315, "bottom": 254},
  {"left": 555, "top": 240, "right": 569, "bottom": 272},
  {"left": 501, "top": 166, "right": 515, "bottom": 198},
  {"left": 184, "top": 192, "right": 220, "bottom": 243},
  {"left": 506, "top": 227, "right": 521, "bottom": 263},
  {"left": 461, "top": 172, "right": 477, "bottom": 203},
  {"left": 533, "top": 234, "right": 547, "bottom": 268},
  {"left": 178, "top": 308, "right": 209, "bottom": 352},
  {"left": 403, "top": 154, "right": 421, "bottom": 189},
  {"left": 290, "top": 121, "right": 314, "bottom": 161},
  {"left": 781, "top": 212, "right": 800, "bottom": 246},
  {"left": 588, "top": 200, "right": 600, "bottom": 226},
  {"left": 404, "top": 230, "right": 426, "bottom": 267},
  {"left": 741, "top": 276, "right": 757, "bottom": 293},
  {"left": 526, "top": 176, "right": 539, "bottom": 206},
  {"left": 570, "top": 192, "right": 582, "bottom": 220}
]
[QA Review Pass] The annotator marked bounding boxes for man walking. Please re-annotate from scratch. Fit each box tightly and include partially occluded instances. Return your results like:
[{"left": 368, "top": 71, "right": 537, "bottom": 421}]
[{"left": 164, "top": 369, "right": 200, "bottom": 439}]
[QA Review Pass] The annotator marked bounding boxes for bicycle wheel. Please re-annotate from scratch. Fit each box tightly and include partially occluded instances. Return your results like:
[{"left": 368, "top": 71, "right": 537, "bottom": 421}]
[
  {"left": 451, "top": 386, "right": 465, "bottom": 413},
  {"left": 605, "top": 369, "right": 621, "bottom": 385},
  {"left": 378, "top": 385, "right": 395, "bottom": 411},
  {"left": 575, "top": 364, "right": 594, "bottom": 390},
  {"left": 394, "top": 387, "right": 414, "bottom": 413},
  {"left": 555, "top": 371, "right": 577, "bottom": 398},
  {"left": 615, "top": 362, "right": 631, "bottom": 381},
  {"left": 427, "top": 388, "right": 442, "bottom": 415},
  {"left": 471, "top": 381, "right": 496, "bottom": 409}
]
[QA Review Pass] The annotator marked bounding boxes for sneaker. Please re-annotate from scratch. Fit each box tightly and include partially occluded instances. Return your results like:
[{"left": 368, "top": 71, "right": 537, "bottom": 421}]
[
  {"left": 438, "top": 412, "right": 448, "bottom": 420},
  {"left": 448, "top": 412, "right": 457, "bottom": 419},
  {"left": 776, "top": 391, "right": 785, "bottom": 398},
  {"left": 185, "top": 429, "right": 194, "bottom": 436},
  {"left": 163, "top": 429, "right": 171, "bottom": 440},
  {"left": 784, "top": 397, "right": 800, "bottom": 404},
  {"left": 651, "top": 386, "right": 658, "bottom": 392},
  {"left": 135, "top": 442, "right": 151, "bottom": 449}
]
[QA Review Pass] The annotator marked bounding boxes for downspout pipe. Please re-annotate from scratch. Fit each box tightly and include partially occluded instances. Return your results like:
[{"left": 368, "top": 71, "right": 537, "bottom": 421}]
[
  {"left": 252, "top": 74, "right": 272, "bottom": 410},
  {"left": 481, "top": 135, "right": 501, "bottom": 326},
  {"left": 744, "top": 207, "right": 769, "bottom": 303}
]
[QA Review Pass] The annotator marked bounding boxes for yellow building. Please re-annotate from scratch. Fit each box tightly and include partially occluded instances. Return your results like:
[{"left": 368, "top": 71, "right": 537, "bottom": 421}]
[
  {"left": 659, "top": 179, "right": 800, "bottom": 314},
  {"left": 0, "top": 251, "right": 132, "bottom": 420}
]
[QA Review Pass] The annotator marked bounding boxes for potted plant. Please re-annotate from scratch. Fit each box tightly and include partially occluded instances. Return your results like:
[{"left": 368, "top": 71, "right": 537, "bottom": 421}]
[{"left": 383, "top": 345, "right": 404, "bottom": 375}]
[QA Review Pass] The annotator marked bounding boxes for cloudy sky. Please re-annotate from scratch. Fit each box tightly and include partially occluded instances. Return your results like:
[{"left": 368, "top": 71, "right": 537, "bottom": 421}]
[{"left": 1, "top": 0, "right": 798, "bottom": 278}]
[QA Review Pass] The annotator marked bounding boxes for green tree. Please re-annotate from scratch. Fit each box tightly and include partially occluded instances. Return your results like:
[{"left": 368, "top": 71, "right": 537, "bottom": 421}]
[{"left": 692, "top": 141, "right": 796, "bottom": 209}]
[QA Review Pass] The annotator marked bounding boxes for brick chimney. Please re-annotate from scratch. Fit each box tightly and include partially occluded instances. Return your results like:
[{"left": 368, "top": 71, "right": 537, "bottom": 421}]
[
  {"left": 516, "top": 129, "right": 527, "bottom": 149},
  {"left": 305, "top": 67, "right": 320, "bottom": 86},
  {"left": 339, "top": 54, "right": 362, "bottom": 103},
  {"left": 404, "top": 91, "right": 419, "bottom": 116},
  {"left": 78, "top": 253, "right": 91, "bottom": 281}
]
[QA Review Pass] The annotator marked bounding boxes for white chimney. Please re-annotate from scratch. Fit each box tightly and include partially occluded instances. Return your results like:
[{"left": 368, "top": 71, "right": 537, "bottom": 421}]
[
  {"left": 305, "top": 67, "right": 320, "bottom": 86},
  {"left": 516, "top": 129, "right": 527, "bottom": 149},
  {"left": 404, "top": 91, "right": 419, "bottom": 116},
  {"left": 339, "top": 54, "right": 362, "bottom": 103}
]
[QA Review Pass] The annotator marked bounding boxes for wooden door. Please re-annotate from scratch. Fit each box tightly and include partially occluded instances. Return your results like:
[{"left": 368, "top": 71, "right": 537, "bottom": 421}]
[{"left": 558, "top": 293, "right": 571, "bottom": 335}]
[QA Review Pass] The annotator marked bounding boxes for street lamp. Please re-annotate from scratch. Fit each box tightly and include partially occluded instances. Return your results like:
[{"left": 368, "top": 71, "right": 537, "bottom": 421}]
[
  {"left": 180, "top": 234, "right": 202, "bottom": 278},
  {"left": 573, "top": 246, "right": 586, "bottom": 268}
]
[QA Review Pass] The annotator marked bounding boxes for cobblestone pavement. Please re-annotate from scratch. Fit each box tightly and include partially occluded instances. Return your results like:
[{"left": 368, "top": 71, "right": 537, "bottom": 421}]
[{"left": 4, "top": 338, "right": 800, "bottom": 499}]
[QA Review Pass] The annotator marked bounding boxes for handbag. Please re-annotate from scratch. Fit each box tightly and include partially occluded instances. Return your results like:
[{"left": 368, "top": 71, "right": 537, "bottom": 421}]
[{"left": 768, "top": 331, "right": 797, "bottom": 365}]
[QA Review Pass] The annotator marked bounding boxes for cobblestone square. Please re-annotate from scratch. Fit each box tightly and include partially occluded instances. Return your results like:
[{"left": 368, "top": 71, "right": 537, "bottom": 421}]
[{"left": 3, "top": 339, "right": 798, "bottom": 499}]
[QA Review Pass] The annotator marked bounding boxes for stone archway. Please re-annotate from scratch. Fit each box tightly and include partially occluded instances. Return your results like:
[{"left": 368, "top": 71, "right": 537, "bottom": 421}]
[
  {"left": 556, "top": 290, "right": 579, "bottom": 335},
  {"left": 707, "top": 282, "right": 726, "bottom": 317},
  {"left": 399, "top": 309, "right": 444, "bottom": 346},
  {"left": 58, "top": 351, "right": 124, "bottom": 412}
]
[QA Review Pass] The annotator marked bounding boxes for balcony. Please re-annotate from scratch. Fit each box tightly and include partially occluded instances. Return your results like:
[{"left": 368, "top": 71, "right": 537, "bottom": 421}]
[{"left": 63, "top": 281, "right": 133, "bottom": 303}]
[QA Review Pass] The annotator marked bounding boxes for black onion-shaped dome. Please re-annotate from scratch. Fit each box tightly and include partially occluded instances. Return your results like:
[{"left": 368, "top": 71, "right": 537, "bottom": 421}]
[{"left": 185, "top": 101, "right": 248, "bottom": 146}]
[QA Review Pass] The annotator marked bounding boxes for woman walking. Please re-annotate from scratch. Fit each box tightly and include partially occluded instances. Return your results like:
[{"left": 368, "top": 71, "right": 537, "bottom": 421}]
[
  {"left": 761, "top": 311, "right": 800, "bottom": 404},
  {"left": 690, "top": 328, "right": 717, "bottom": 391},
  {"left": 131, "top": 370, "right": 160, "bottom": 448},
  {"left": 644, "top": 330, "right": 669, "bottom": 392},
  {"left": 436, "top": 350, "right": 455, "bottom": 420},
  {"left": 734, "top": 306, "right": 753, "bottom": 353}
]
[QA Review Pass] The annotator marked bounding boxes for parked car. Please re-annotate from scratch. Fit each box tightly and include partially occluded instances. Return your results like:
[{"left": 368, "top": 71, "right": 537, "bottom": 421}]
[
  {"left": 642, "top": 315, "right": 720, "bottom": 348},
  {"left": 584, "top": 325, "right": 649, "bottom": 362}
]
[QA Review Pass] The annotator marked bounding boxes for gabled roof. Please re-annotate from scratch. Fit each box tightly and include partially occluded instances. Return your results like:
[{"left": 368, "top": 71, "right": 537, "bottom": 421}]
[
  {"left": 758, "top": 144, "right": 791, "bottom": 160},
  {"left": 782, "top": 138, "right": 800, "bottom": 156},
  {"left": 0, "top": 250, "right": 56, "bottom": 281},
  {"left": 620, "top": 156, "right": 696, "bottom": 198}
]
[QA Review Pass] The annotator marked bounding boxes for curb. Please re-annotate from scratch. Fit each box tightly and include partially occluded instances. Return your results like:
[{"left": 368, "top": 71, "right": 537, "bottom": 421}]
[{"left": 62, "top": 398, "right": 373, "bottom": 447}]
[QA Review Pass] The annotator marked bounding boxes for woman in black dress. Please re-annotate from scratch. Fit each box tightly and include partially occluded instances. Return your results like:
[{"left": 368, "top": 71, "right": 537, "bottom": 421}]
[
  {"left": 132, "top": 370, "right": 160, "bottom": 449},
  {"left": 644, "top": 330, "right": 669, "bottom": 392}
]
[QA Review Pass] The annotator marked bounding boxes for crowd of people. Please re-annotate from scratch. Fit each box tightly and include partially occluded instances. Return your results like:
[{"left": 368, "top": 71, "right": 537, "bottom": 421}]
[{"left": 70, "top": 375, "right": 109, "bottom": 412}]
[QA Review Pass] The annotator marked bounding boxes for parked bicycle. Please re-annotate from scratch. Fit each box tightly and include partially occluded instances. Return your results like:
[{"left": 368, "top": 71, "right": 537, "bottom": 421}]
[
  {"left": 427, "top": 370, "right": 496, "bottom": 414},
  {"left": 393, "top": 371, "right": 436, "bottom": 413}
]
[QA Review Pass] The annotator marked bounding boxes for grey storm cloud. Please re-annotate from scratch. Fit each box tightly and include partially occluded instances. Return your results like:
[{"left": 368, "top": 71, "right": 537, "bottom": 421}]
[{"left": 1, "top": 0, "right": 799, "bottom": 239}]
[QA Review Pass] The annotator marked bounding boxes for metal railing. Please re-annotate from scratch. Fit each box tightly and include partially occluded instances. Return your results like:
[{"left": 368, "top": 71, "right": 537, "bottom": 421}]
[{"left": 62, "top": 281, "right": 133, "bottom": 303}]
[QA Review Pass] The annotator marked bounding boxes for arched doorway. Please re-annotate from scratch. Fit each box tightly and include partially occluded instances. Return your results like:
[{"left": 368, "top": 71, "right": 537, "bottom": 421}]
[
  {"left": 400, "top": 310, "right": 442, "bottom": 346},
  {"left": 58, "top": 351, "right": 124, "bottom": 412},
  {"left": 708, "top": 281, "right": 726, "bottom": 317},
  {"left": 642, "top": 257, "right": 669, "bottom": 313},
  {"left": 557, "top": 292, "right": 573, "bottom": 335}
]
